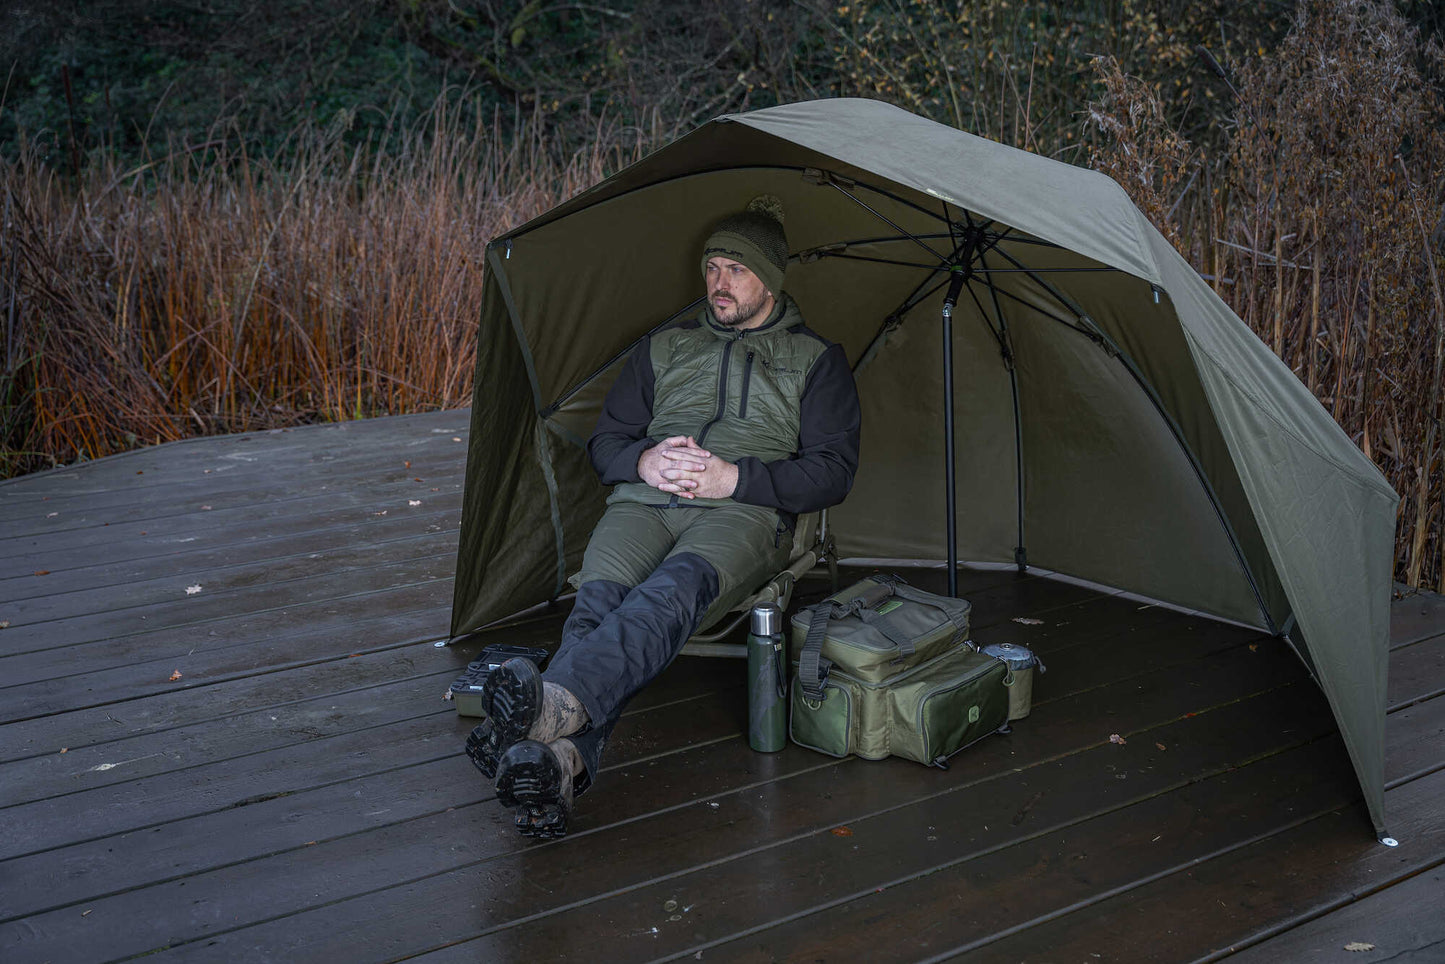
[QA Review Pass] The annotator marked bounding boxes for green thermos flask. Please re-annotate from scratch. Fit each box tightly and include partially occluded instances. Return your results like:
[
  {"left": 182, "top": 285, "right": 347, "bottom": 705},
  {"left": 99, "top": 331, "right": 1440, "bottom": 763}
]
[{"left": 747, "top": 602, "right": 788, "bottom": 752}]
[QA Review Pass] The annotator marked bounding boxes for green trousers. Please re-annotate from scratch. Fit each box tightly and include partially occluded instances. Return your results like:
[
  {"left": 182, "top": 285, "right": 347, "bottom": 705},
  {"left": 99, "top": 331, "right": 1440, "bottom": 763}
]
[
  {"left": 576, "top": 501, "right": 794, "bottom": 629},
  {"left": 547, "top": 501, "right": 794, "bottom": 791}
]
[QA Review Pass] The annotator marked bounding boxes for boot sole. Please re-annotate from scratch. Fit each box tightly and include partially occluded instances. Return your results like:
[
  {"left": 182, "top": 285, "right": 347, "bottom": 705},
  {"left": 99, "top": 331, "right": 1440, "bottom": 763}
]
[
  {"left": 464, "top": 718, "right": 504, "bottom": 779},
  {"left": 496, "top": 740, "right": 570, "bottom": 839},
  {"left": 480, "top": 658, "right": 544, "bottom": 743}
]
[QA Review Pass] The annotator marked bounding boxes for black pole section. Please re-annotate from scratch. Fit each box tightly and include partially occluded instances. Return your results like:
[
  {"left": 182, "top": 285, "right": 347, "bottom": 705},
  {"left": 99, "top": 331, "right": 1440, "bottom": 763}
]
[{"left": 941, "top": 266, "right": 968, "bottom": 598}]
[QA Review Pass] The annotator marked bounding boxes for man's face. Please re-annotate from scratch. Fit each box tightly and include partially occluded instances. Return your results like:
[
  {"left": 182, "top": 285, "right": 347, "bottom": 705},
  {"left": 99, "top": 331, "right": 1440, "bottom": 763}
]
[{"left": 705, "top": 256, "right": 774, "bottom": 330}]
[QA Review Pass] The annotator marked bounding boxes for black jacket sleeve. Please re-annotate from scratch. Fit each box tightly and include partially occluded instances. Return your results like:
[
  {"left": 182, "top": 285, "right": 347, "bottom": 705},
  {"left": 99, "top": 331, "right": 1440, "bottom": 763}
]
[
  {"left": 586, "top": 338, "right": 656, "bottom": 485},
  {"left": 733, "top": 342, "right": 860, "bottom": 513}
]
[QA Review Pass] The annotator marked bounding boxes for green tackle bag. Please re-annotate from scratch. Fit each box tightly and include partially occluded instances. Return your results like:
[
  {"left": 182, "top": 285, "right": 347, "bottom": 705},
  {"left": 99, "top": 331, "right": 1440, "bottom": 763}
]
[{"left": 789, "top": 574, "right": 1010, "bottom": 766}]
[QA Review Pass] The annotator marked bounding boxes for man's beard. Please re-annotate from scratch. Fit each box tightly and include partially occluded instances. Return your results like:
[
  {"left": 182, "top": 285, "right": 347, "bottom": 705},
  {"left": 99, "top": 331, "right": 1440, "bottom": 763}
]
[{"left": 709, "top": 288, "right": 771, "bottom": 328}]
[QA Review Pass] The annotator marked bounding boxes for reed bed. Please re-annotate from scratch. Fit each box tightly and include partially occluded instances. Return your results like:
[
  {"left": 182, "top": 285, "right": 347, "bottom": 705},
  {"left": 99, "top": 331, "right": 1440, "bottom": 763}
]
[
  {"left": 1089, "top": 0, "right": 1445, "bottom": 590},
  {"left": 1, "top": 99, "right": 635, "bottom": 479}
]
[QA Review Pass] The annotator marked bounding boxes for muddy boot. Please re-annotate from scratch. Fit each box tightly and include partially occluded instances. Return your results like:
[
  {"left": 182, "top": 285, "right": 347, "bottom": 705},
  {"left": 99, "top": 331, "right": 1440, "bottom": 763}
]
[
  {"left": 496, "top": 737, "right": 583, "bottom": 839},
  {"left": 528, "top": 682, "right": 589, "bottom": 744},
  {"left": 466, "top": 662, "right": 589, "bottom": 779},
  {"left": 465, "top": 657, "right": 544, "bottom": 779}
]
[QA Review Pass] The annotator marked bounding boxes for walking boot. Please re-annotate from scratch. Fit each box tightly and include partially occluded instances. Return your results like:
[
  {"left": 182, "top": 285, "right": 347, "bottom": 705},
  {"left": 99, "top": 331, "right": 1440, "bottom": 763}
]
[
  {"left": 529, "top": 682, "right": 589, "bottom": 745},
  {"left": 465, "top": 657, "right": 543, "bottom": 778},
  {"left": 466, "top": 659, "right": 589, "bottom": 778},
  {"left": 496, "top": 737, "right": 583, "bottom": 838}
]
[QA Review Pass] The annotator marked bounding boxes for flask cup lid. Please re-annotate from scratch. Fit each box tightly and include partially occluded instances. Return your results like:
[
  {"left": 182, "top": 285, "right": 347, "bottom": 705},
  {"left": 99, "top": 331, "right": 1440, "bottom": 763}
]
[{"left": 750, "top": 602, "right": 783, "bottom": 637}]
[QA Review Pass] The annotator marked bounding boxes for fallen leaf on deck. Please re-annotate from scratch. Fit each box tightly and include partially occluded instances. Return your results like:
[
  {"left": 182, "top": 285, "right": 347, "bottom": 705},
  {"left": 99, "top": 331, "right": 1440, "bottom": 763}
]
[
  {"left": 373, "top": 510, "right": 387, "bottom": 516},
  {"left": 33, "top": 570, "right": 50, "bottom": 576},
  {"left": 1012, "top": 617, "right": 1045, "bottom": 625},
  {"left": 185, "top": 585, "right": 202, "bottom": 595},
  {"left": 1343, "top": 943, "right": 1375, "bottom": 952},
  {"left": 201, "top": 505, "right": 212, "bottom": 511},
  {"left": 414, "top": 477, "right": 424, "bottom": 482},
  {"left": 0, "top": 620, "right": 8, "bottom": 629},
  {"left": 452, "top": 437, "right": 462, "bottom": 442},
  {"left": 46, "top": 511, "right": 58, "bottom": 518},
  {"left": 168, "top": 669, "right": 183, "bottom": 681},
  {"left": 831, "top": 826, "right": 854, "bottom": 837},
  {"left": 408, "top": 500, "right": 422, "bottom": 506},
  {"left": 1248, "top": 643, "right": 1258, "bottom": 651},
  {"left": 1109, "top": 733, "right": 1127, "bottom": 745},
  {"left": 404, "top": 460, "right": 412, "bottom": 469},
  {"left": 59, "top": 747, "right": 68, "bottom": 753},
  {"left": 1156, "top": 742, "right": 1167, "bottom": 751},
  {"left": 82, "top": 909, "right": 92, "bottom": 917}
]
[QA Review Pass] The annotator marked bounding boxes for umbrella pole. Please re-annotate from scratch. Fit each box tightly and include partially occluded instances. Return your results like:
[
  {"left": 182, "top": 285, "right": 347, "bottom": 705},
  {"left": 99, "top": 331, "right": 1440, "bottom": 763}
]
[{"left": 942, "top": 268, "right": 967, "bottom": 598}]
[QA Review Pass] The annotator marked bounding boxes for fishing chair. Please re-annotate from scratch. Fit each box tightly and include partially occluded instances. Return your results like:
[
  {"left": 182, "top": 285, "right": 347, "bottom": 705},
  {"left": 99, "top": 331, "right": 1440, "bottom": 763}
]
[{"left": 679, "top": 509, "right": 839, "bottom": 658}]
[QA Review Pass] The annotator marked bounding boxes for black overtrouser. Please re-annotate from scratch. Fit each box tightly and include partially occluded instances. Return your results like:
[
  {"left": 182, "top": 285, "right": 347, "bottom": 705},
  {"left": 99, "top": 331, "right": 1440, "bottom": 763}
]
[{"left": 543, "top": 501, "right": 793, "bottom": 792}]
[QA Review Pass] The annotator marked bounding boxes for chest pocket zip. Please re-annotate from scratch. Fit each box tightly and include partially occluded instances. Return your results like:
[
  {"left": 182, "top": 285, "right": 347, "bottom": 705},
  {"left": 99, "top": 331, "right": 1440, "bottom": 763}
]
[
  {"left": 738, "top": 351, "right": 755, "bottom": 419},
  {"left": 695, "top": 339, "right": 735, "bottom": 446}
]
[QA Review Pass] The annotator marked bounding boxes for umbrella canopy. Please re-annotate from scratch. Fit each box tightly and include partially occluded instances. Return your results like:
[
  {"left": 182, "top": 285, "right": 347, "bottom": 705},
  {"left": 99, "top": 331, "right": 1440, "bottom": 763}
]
[{"left": 451, "top": 98, "right": 1398, "bottom": 836}]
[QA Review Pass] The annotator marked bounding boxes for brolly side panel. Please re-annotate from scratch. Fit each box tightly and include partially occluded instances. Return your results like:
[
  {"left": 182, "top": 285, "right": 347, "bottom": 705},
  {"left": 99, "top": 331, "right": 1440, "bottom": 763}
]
[
  {"left": 451, "top": 274, "right": 565, "bottom": 637},
  {"left": 829, "top": 292, "right": 1019, "bottom": 566},
  {"left": 1006, "top": 303, "right": 1269, "bottom": 628}
]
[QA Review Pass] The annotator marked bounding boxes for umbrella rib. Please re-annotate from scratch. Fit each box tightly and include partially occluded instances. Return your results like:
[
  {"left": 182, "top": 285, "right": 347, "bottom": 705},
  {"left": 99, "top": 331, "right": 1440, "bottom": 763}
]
[
  {"left": 824, "top": 181, "right": 950, "bottom": 265},
  {"left": 963, "top": 276, "right": 1006, "bottom": 351},
  {"left": 986, "top": 284, "right": 1096, "bottom": 338},
  {"left": 972, "top": 253, "right": 1028, "bottom": 566},
  {"left": 813, "top": 253, "right": 953, "bottom": 271}
]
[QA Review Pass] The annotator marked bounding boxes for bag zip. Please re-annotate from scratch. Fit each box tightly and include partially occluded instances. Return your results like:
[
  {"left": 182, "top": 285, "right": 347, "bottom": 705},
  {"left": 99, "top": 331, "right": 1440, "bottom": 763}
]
[{"left": 795, "top": 644, "right": 993, "bottom": 693}]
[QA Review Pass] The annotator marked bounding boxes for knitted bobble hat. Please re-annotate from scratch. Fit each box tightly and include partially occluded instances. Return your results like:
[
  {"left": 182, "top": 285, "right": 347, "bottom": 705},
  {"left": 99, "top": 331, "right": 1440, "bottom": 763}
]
[{"left": 700, "top": 195, "right": 789, "bottom": 300}]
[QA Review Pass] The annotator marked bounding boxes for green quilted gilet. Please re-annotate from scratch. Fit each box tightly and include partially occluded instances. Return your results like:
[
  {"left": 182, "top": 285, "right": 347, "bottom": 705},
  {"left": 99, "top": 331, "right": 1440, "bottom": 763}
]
[{"left": 608, "top": 295, "right": 828, "bottom": 508}]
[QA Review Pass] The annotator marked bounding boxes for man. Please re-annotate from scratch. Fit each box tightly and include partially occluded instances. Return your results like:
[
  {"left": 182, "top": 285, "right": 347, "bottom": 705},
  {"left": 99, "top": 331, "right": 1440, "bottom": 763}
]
[{"left": 466, "top": 196, "right": 861, "bottom": 837}]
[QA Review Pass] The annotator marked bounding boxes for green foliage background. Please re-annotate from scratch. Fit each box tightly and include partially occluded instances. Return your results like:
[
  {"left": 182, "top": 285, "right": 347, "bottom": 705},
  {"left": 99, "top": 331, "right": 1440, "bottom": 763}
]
[{"left": 15, "top": 0, "right": 1430, "bottom": 166}]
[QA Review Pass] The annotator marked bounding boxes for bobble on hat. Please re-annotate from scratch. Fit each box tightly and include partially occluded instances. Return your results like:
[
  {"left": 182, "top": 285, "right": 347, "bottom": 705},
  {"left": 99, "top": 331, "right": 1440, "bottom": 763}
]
[{"left": 701, "top": 195, "right": 789, "bottom": 300}]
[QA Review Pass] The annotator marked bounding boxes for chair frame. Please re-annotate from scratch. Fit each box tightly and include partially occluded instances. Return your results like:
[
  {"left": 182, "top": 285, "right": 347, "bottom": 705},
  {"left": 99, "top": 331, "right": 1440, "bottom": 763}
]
[{"left": 679, "top": 508, "right": 839, "bottom": 658}]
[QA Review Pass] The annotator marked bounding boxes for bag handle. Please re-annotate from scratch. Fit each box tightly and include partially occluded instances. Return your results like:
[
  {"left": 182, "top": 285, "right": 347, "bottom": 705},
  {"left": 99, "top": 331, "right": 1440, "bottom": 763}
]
[{"left": 798, "top": 575, "right": 949, "bottom": 701}]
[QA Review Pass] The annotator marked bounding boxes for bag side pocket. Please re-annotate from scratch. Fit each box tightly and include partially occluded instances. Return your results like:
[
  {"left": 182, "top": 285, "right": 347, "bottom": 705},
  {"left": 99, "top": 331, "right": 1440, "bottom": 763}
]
[
  {"left": 789, "top": 675, "right": 859, "bottom": 758},
  {"left": 887, "top": 650, "right": 1009, "bottom": 765}
]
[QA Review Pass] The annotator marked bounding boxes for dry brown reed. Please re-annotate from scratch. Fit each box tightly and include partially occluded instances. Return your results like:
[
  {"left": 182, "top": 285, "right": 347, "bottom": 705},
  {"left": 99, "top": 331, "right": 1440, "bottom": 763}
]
[
  {"left": 1, "top": 96, "right": 639, "bottom": 478},
  {"left": 1088, "top": 0, "right": 1445, "bottom": 591}
]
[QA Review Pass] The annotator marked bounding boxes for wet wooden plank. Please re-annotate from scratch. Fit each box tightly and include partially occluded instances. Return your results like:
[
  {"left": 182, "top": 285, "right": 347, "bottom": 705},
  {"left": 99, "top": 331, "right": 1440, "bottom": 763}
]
[
  {"left": 0, "top": 478, "right": 462, "bottom": 582},
  {"left": 0, "top": 533, "right": 456, "bottom": 627},
  {"left": 1225, "top": 863, "right": 1445, "bottom": 963},
  {"left": 697, "top": 688, "right": 1445, "bottom": 964},
  {"left": 0, "top": 453, "right": 462, "bottom": 536},
  {"left": 0, "top": 578, "right": 450, "bottom": 719},
  {"left": 0, "top": 411, "right": 471, "bottom": 499},
  {"left": 0, "top": 474, "right": 464, "bottom": 572},
  {"left": 967, "top": 765, "right": 1445, "bottom": 964},
  {"left": 136, "top": 631, "right": 1308, "bottom": 961},
  {"left": 0, "top": 506, "right": 457, "bottom": 600},
  {"left": 1390, "top": 588, "right": 1445, "bottom": 649},
  {"left": 0, "top": 655, "right": 745, "bottom": 919},
  {"left": 0, "top": 607, "right": 564, "bottom": 763},
  {"left": 1387, "top": 634, "right": 1445, "bottom": 709},
  {"left": 0, "top": 550, "right": 454, "bottom": 662},
  {"left": 0, "top": 687, "right": 752, "bottom": 961}
]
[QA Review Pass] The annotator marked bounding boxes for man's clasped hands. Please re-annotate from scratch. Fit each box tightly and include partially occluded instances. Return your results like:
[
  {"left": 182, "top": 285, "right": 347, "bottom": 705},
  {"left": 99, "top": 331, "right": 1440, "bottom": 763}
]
[{"left": 637, "top": 435, "right": 739, "bottom": 500}]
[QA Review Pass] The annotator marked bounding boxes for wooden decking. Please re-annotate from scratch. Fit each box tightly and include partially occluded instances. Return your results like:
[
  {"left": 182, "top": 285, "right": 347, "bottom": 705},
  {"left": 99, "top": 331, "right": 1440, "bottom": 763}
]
[{"left": 1, "top": 409, "right": 1442, "bottom": 963}]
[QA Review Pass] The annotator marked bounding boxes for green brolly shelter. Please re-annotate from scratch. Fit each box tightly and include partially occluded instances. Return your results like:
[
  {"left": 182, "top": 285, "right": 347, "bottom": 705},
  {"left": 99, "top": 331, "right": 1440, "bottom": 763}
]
[{"left": 451, "top": 98, "right": 1399, "bottom": 838}]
